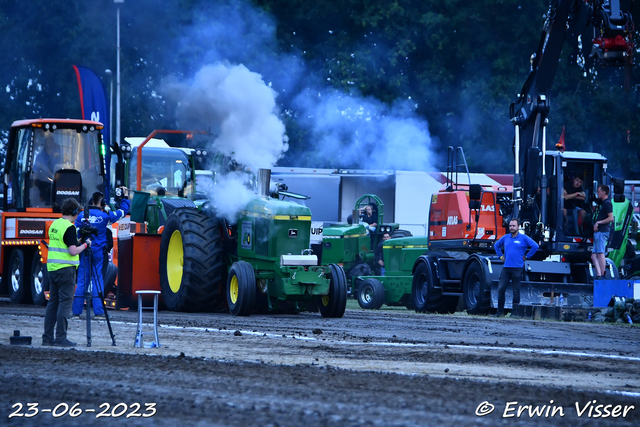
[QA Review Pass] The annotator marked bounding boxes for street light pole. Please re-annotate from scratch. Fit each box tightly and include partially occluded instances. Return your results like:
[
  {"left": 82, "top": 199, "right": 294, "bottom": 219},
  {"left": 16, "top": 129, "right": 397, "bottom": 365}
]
[
  {"left": 115, "top": 0, "right": 124, "bottom": 147},
  {"left": 105, "top": 69, "right": 113, "bottom": 148}
]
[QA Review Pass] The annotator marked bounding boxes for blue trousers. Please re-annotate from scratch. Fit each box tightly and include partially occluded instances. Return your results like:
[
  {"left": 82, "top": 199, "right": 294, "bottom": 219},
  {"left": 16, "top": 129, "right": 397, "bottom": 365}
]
[{"left": 72, "top": 246, "right": 105, "bottom": 315}]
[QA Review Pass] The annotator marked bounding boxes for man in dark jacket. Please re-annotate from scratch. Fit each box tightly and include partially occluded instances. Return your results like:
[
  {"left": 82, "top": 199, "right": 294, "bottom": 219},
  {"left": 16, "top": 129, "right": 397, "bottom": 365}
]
[{"left": 374, "top": 232, "right": 391, "bottom": 275}]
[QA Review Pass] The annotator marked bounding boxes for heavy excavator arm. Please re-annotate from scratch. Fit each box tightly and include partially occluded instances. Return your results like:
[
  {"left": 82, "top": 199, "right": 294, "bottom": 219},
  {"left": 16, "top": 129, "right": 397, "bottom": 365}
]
[{"left": 509, "top": 0, "right": 635, "bottom": 228}]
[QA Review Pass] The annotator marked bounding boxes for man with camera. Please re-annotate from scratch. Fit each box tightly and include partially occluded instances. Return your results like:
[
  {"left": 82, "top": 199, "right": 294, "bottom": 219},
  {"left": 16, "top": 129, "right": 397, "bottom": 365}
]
[
  {"left": 72, "top": 188, "right": 130, "bottom": 318},
  {"left": 42, "top": 198, "right": 92, "bottom": 347}
]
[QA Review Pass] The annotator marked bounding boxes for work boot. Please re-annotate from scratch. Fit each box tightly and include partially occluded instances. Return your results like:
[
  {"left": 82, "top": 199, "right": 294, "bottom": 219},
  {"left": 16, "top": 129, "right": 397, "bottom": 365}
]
[
  {"left": 54, "top": 339, "right": 77, "bottom": 347},
  {"left": 42, "top": 339, "right": 54, "bottom": 346},
  {"left": 491, "top": 311, "right": 505, "bottom": 317}
]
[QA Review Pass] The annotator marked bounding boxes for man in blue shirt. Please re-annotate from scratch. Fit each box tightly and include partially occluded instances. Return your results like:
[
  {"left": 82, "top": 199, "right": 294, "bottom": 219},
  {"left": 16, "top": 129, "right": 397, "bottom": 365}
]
[{"left": 493, "top": 218, "right": 539, "bottom": 316}]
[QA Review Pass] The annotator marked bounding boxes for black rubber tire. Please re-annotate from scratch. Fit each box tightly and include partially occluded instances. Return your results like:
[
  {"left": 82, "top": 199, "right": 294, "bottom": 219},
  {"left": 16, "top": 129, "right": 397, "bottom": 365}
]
[
  {"left": 226, "top": 261, "right": 256, "bottom": 316},
  {"left": 347, "top": 262, "right": 372, "bottom": 282},
  {"left": 463, "top": 261, "right": 491, "bottom": 315},
  {"left": 8, "top": 249, "right": 30, "bottom": 304},
  {"left": 30, "top": 251, "right": 48, "bottom": 306},
  {"left": 318, "top": 264, "right": 347, "bottom": 318},
  {"left": 357, "top": 278, "right": 385, "bottom": 310},
  {"left": 390, "top": 229, "right": 413, "bottom": 238},
  {"left": 159, "top": 208, "right": 225, "bottom": 312},
  {"left": 412, "top": 261, "right": 438, "bottom": 313}
]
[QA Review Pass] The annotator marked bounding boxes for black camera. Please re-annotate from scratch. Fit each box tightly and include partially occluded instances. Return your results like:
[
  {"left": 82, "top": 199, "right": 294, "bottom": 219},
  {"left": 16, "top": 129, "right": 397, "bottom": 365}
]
[{"left": 79, "top": 204, "right": 99, "bottom": 240}]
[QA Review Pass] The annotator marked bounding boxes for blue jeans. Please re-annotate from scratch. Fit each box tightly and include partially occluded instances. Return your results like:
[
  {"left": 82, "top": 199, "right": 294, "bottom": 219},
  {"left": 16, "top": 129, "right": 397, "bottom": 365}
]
[{"left": 593, "top": 231, "right": 610, "bottom": 254}]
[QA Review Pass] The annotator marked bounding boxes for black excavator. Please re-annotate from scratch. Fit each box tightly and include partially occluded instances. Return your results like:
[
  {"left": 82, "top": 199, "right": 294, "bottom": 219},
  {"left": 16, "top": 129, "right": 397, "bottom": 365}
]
[
  {"left": 414, "top": 1, "right": 637, "bottom": 315},
  {"left": 509, "top": 0, "right": 635, "bottom": 257}
]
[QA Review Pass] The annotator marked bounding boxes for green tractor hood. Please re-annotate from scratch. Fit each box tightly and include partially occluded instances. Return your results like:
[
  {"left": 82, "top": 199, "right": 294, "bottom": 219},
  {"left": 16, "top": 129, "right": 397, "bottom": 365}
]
[{"left": 238, "top": 197, "right": 313, "bottom": 260}]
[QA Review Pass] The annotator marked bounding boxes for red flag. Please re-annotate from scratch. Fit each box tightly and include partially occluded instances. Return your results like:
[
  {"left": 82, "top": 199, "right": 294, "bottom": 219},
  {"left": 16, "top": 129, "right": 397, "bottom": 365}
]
[{"left": 556, "top": 125, "right": 565, "bottom": 152}]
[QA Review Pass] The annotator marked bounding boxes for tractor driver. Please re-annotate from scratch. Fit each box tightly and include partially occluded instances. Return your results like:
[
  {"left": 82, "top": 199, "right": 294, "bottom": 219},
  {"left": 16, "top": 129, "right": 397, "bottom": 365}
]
[
  {"left": 33, "top": 134, "right": 61, "bottom": 203},
  {"left": 359, "top": 204, "right": 378, "bottom": 249},
  {"left": 563, "top": 176, "right": 587, "bottom": 235}
]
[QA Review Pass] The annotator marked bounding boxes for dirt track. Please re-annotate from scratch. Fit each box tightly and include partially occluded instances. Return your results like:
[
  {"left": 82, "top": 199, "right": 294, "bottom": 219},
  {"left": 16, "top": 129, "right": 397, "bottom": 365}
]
[{"left": 1, "top": 300, "right": 639, "bottom": 426}]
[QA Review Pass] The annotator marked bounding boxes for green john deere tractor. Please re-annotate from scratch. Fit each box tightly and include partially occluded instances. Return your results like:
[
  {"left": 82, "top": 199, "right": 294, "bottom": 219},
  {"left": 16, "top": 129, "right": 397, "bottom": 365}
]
[
  {"left": 319, "top": 194, "right": 409, "bottom": 297},
  {"left": 113, "top": 131, "right": 347, "bottom": 317}
]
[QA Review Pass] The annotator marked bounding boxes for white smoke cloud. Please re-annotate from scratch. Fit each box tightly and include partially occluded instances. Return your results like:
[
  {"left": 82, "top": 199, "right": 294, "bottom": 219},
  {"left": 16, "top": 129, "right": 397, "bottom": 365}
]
[
  {"left": 163, "top": 62, "right": 290, "bottom": 222},
  {"left": 164, "top": 62, "right": 288, "bottom": 172},
  {"left": 205, "top": 171, "right": 257, "bottom": 222}
]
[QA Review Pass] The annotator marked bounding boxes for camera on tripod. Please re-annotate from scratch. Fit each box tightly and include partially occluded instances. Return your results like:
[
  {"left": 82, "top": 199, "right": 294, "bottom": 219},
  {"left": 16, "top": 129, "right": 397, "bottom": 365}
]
[{"left": 79, "top": 204, "right": 98, "bottom": 242}]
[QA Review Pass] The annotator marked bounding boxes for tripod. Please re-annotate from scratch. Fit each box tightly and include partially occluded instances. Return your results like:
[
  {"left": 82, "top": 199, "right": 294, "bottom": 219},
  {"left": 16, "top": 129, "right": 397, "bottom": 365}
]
[{"left": 82, "top": 246, "right": 116, "bottom": 347}]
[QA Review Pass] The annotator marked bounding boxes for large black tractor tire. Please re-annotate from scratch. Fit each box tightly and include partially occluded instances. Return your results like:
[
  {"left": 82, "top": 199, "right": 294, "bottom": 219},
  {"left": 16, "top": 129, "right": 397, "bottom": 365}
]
[
  {"left": 8, "top": 249, "right": 31, "bottom": 304},
  {"left": 357, "top": 278, "right": 385, "bottom": 310},
  {"left": 412, "top": 261, "right": 444, "bottom": 313},
  {"left": 318, "top": 264, "right": 347, "bottom": 318},
  {"left": 159, "top": 208, "right": 225, "bottom": 312},
  {"left": 30, "top": 251, "right": 48, "bottom": 306},
  {"left": 463, "top": 261, "right": 491, "bottom": 315},
  {"left": 226, "top": 261, "right": 256, "bottom": 316}
]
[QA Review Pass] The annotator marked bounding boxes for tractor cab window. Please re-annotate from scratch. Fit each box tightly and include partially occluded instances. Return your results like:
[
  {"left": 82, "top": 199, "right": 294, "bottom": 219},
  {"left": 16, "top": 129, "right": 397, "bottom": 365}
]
[
  {"left": 7, "top": 128, "right": 31, "bottom": 209},
  {"left": 129, "top": 148, "right": 192, "bottom": 198},
  {"left": 29, "top": 128, "right": 104, "bottom": 208}
]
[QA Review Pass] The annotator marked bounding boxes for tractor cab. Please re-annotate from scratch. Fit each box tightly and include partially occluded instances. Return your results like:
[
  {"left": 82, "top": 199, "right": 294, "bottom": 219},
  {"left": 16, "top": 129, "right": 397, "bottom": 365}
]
[
  {"left": 4, "top": 119, "right": 106, "bottom": 211},
  {"left": 1, "top": 119, "right": 106, "bottom": 305},
  {"left": 112, "top": 137, "right": 195, "bottom": 200},
  {"left": 354, "top": 194, "right": 402, "bottom": 249}
]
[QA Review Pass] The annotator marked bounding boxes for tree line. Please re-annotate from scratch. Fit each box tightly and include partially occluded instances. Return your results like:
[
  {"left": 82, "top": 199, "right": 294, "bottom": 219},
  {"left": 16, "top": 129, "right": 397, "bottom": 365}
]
[{"left": 0, "top": 0, "right": 638, "bottom": 176}]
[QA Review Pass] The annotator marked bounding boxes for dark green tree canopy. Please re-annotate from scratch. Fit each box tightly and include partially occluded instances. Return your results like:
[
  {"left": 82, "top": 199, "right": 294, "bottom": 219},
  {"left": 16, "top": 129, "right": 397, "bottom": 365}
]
[{"left": 1, "top": 0, "right": 638, "bottom": 176}]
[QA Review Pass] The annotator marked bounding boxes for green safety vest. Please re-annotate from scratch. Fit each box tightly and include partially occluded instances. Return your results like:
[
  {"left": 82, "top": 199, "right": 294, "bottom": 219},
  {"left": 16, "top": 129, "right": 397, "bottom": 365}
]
[{"left": 47, "top": 218, "right": 79, "bottom": 271}]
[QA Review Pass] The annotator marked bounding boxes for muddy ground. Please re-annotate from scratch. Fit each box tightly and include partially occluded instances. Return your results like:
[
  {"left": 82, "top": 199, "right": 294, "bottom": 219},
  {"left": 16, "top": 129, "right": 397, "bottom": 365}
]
[{"left": 1, "top": 300, "right": 639, "bottom": 426}]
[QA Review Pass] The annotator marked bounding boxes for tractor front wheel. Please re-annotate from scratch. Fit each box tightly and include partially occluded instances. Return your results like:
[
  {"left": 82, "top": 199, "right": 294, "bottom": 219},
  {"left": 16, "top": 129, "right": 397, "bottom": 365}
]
[
  {"left": 226, "top": 261, "right": 256, "bottom": 316},
  {"left": 357, "top": 278, "right": 385, "bottom": 310},
  {"left": 318, "top": 264, "right": 347, "bottom": 318}
]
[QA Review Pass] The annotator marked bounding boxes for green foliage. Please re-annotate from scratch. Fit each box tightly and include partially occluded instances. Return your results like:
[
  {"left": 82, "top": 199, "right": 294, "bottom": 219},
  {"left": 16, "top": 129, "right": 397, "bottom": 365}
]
[{"left": 0, "top": 0, "right": 639, "bottom": 176}]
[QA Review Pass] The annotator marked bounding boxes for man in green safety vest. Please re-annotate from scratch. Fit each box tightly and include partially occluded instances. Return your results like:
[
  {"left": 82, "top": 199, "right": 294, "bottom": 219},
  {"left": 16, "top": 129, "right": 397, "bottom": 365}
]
[{"left": 42, "top": 198, "right": 92, "bottom": 347}]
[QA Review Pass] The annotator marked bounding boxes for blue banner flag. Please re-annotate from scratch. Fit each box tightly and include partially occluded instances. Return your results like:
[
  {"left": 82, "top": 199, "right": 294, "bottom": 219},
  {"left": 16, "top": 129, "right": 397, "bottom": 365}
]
[{"left": 73, "top": 65, "right": 111, "bottom": 199}]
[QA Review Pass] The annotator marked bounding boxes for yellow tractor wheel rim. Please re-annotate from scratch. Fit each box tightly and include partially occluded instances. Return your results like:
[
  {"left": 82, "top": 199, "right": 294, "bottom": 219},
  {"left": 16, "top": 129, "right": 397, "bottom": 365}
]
[
  {"left": 230, "top": 275, "right": 239, "bottom": 304},
  {"left": 167, "top": 230, "right": 184, "bottom": 293},
  {"left": 321, "top": 295, "right": 330, "bottom": 306}
]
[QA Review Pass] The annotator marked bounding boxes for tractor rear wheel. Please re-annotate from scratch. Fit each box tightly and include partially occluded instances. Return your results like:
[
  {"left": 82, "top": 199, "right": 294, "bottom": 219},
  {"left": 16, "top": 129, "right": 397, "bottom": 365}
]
[
  {"left": 357, "top": 278, "right": 385, "bottom": 310},
  {"left": 463, "top": 261, "right": 491, "bottom": 314},
  {"left": 8, "top": 249, "right": 30, "bottom": 304},
  {"left": 318, "top": 264, "right": 347, "bottom": 318},
  {"left": 159, "top": 208, "right": 225, "bottom": 312},
  {"left": 30, "top": 251, "right": 48, "bottom": 306},
  {"left": 226, "top": 261, "right": 256, "bottom": 316}
]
